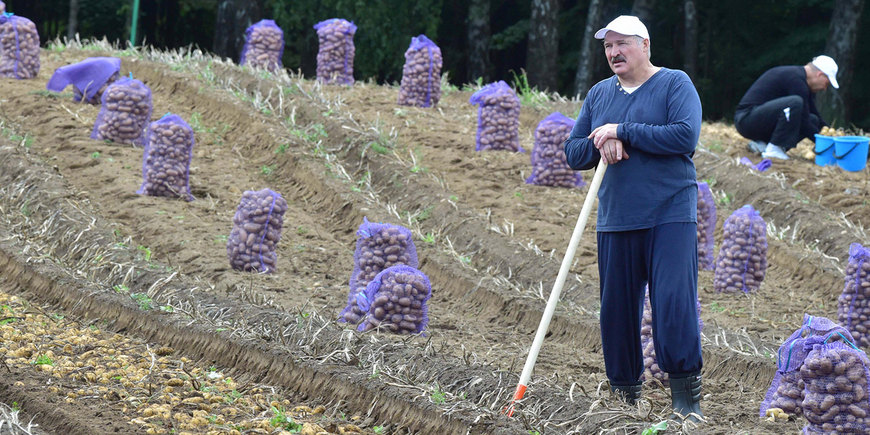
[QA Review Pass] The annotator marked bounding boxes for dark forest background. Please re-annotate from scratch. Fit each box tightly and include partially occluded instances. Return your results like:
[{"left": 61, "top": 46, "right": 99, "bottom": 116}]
[{"left": 4, "top": 0, "right": 868, "bottom": 129}]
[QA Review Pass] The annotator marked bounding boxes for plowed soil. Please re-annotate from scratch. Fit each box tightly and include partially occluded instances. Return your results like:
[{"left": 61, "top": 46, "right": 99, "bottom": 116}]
[{"left": 0, "top": 42, "right": 867, "bottom": 434}]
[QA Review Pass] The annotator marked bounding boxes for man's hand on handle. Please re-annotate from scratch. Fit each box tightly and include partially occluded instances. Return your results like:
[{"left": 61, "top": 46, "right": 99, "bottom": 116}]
[{"left": 589, "top": 124, "right": 629, "bottom": 164}]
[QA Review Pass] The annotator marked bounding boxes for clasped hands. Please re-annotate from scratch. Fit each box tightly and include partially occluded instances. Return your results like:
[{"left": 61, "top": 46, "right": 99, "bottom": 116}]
[{"left": 589, "top": 123, "right": 629, "bottom": 164}]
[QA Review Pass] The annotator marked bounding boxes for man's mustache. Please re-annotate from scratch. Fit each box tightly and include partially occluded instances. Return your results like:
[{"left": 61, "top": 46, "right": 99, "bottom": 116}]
[{"left": 611, "top": 55, "right": 626, "bottom": 63}]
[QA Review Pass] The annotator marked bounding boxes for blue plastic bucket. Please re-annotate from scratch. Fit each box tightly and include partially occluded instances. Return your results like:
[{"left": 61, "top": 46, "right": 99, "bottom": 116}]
[
  {"left": 814, "top": 134, "right": 836, "bottom": 166},
  {"left": 834, "top": 136, "right": 870, "bottom": 172}
]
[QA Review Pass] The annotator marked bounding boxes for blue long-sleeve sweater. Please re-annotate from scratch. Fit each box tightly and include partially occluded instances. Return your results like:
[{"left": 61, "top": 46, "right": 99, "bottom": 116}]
[{"left": 565, "top": 68, "right": 702, "bottom": 231}]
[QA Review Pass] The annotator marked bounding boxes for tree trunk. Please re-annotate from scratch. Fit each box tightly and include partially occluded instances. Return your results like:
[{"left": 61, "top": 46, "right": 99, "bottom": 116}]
[
  {"left": 817, "top": 0, "right": 865, "bottom": 127},
  {"left": 67, "top": 0, "right": 79, "bottom": 40},
  {"left": 683, "top": 0, "right": 698, "bottom": 80},
  {"left": 526, "top": 0, "right": 559, "bottom": 91},
  {"left": 573, "top": 0, "right": 603, "bottom": 98},
  {"left": 467, "top": 0, "right": 491, "bottom": 83},
  {"left": 213, "top": 0, "right": 262, "bottom": 63},
  {"left": 631, "top": 0, "right": 656, "bottom": 25}
]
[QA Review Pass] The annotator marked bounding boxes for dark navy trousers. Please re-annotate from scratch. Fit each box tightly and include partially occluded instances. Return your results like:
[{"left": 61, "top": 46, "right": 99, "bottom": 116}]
[{"left": 597, "top": 222, "right": 703, "bottom": 386}]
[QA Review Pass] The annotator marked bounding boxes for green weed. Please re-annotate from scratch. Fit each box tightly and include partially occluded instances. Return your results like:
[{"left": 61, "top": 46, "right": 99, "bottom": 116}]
[
  {"left": 91, "top": 151, "right": 101, "bottom": 159},
  {"left": 33, "top": 355, "right": 54, "bottom": 366},
  {"left": 260, "top": 165, "right": 275, "bottom": 176},
  {"left": 642, "top": 421, "right": 668, "bottom": 435},
  {"left": 113, "top": 284, "right": 129, "bottom": 293},
  {"left": 275, "top": 143, "right": 290, "bottom": 154},
  {"left": 137, "top": 245, "right": 152, "bottom": 262},
  {"left": 422, "top": 233, "right": 436, "bottom": 244},
  {"left": 131, "top": 293, "right": 153, "bottom": 310},
  {"left": 269, "top": 406, "right": 303, "bottom": 432},
  {"left": 430, "top": 387, "right": 446, "bottom": 404}
]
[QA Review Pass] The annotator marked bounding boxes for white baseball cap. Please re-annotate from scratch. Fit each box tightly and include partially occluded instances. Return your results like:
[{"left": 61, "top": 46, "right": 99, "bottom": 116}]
[
  {"left": 594, "top": 15, "right": 650, "bottom": 40},
  {"left": 812, "top": 55, "right": 839, "bottom": 89}
]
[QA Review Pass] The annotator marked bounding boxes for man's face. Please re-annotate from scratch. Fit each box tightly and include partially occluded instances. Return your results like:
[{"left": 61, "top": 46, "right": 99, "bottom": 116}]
[{"left": 603, "top": 32, "right": 646, "bottom": 76}]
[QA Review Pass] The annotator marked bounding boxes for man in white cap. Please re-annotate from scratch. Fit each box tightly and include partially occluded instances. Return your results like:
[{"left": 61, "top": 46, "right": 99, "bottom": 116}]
[
  {"left": 735, "top": 55, "right": 839, "bottom": 160},
  {"left": 564, "top": 15, "right": 704, "bottom": 423}
]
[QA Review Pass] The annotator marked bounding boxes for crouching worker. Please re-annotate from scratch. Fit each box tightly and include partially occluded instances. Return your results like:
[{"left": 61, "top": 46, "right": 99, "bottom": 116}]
[{"left": 564, "top": 15, "right": 704, "bottom": 422}]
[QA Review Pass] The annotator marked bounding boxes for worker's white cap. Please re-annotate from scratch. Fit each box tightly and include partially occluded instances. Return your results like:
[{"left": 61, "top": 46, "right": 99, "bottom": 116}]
[
  {"left": 812, "top": 55, "right": 839, "bottom": 89},
  {"left": 594, "top": 15, "right": 650, "bottom": 40}
]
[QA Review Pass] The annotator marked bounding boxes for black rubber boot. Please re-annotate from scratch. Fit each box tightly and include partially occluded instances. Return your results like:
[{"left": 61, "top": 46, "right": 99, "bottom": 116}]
[
  {"left": 610, "top": 383, "right": 642, "bottom": 405},
  {"left": 669, "top": 373, "right": 704, "bottom": 423}
]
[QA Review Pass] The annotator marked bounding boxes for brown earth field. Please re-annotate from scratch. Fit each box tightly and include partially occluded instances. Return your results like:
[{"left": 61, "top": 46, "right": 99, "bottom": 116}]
[{"left": 0, "top": 40, "right": 868, "bottom": 434}]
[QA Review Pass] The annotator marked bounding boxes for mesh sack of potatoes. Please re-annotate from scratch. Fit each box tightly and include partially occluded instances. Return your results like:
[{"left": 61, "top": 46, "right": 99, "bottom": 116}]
[
  {"left": 339, "top": 217, "right": 419, "bottom": 325},
  {"left": 800, "top": 338, "right": 870, "bottom": 434},
  {"left": 136, "top": 114, "right": 195, "bottom": 201},
  {"left": 226, "top": 189, "right": 288, "bottom": 274},
  {"left": 838, "top": 243, "right": 870, "bottom": 347},
  {"left": 356, "top": 265, "right": 432, "bottom": 335},
  {"left": 313, "top": 18, "right": 357, "bottom": 85},
  {"left": 697, "top": 181, "right": 717, "bottom": 271},
  {"left": 760, "top": 314, "right": 856, "bottom": 418},
  {"left": 0, "top": 14, "right": 40, "bottom": 79},
  {"left": 240, "top": 19, "right": 284, "bottom": 72},
  {"left": 469, "top": 81, "right": 523, "bottom": 152},
  {"left": 90, "top": 76, "right": 153, "bottom": 146},
  {"left": 640, "top": 285, "right": 702, "bottom": 386},
  {"left": 525, "top": 112, "right": 585, "bottom": 188},
  {"left": 397, "top": 34, "right": 442, "bottom": 108},
  {"left": 46, "top": 57, "right": 121, "bottom": 105},
  {"left": 713, "top": 204, "right": 768, "bottom": 293}
]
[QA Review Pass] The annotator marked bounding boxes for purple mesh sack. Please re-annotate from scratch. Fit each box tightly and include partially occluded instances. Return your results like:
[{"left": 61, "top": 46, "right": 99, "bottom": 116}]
[
  {"left": 838, "top": 243, "right": 870, "bottom": 348},
  {"left": 760, "top": 314, "right": 856, "bottom": 418},
  {"left": 240, "top": 19, "right": 284, "bottom": 72},
  {"left": 641, "top": 285, "right": 702, "bottom": 386},
  {"left": 46, "top": 57, "right": 121, "bottom": 104},
  {"left": 526, "top": 112, "right": 584, "bottom": 188},
  {"left": 0, "top": 14, "right": 40, "bottom": 79},
  {"left": 314, "top": 18, "right": 357, "bottom": 85},
  {"left": 91, "top": 76, "right": 153, "bottom": 146},
  {"left": 339, "top": 217, "right": 419, "bottom": 324},
  {"left": 713, "top": 204, "right": 768, "bottom": 293},
  {"left": 469, "top": 81, "right": 522, "bottom": 152},
  {"left": 137, "top": 114, "right": 195, "bottom": 201},
  {"left": 0, "top": 3, "right": 5, "bottom": 14},
  {"left": 357, "top": 265, "right": 432, "bottom": 335},
  {"left": 800, "top": 338, "right": 870, "bottom": 433},
  {"left": 397, "top": 35, "right": 442, "bottom": 108},
  {"left": 697, "top": 181, "right": 717, "bottom": 271},
  {"left": 226, "top": 189, "right": 288, "bottom": 273}
]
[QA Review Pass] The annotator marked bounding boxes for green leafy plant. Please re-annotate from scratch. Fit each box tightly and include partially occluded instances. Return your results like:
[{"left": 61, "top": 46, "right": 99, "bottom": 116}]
[
  {"left": 131, "top": 293, "right": 153, "bottom": 310},
  {"left": 422, "top": 233, "right": 436, "bottom": 244},
  {"left": 642, "top": 421, "right": 668, "bottom": 435},
  {"left": 430, "top": 387, "right": 446, "bottom": 404},
  {"left": 269, "top": 406, "right": 303, "bottom": 432},
  {"left": 373, "top": 426, "right": 385, "bottom": 434},
  {"left": 33, "top": 355, "right": 53, "bottom": 366},
  {"left": 275, "top": 143, "right": 290, "bottom": 154},
  {"left": 137, "top": 245, "right": 152, "bottom": 262},
  {"left": 91, "top": 151, "right": 101, "bottom": 159},
  {"left": 113, "top": 284, "right": 129, "bottom": 293},
  {"left": 260, "top": 165, "right": 275, "bottom": 176}
]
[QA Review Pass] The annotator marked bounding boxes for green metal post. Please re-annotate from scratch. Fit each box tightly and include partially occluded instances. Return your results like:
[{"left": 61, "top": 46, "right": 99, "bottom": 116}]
[{"left": 130, "top": 0, "right": 140, "bottom": 46}]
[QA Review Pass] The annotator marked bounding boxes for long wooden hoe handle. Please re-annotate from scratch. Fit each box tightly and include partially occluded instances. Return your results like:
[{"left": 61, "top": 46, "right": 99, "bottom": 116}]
[{"left": 504, "top": 160, "right": 608, "bottom": 417}]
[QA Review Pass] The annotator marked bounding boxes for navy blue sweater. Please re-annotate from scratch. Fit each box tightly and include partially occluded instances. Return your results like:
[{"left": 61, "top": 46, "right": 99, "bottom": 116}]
[{"left": 565, "top": 68, "right": 702, "bottom": 231}]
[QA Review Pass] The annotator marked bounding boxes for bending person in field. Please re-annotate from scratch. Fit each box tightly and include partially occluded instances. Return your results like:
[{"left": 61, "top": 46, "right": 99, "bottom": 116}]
[
  {"left": 734, "top": 55, "right": 839, "bottom": 160},
  {"left": 564, "top": 15, "right": 704, "bottom": 423}
]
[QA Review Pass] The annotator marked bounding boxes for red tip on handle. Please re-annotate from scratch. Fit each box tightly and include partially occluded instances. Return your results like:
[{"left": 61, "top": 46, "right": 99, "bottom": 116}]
[{"left": 503, "top": 384, "right": 527, "bottom": 417}]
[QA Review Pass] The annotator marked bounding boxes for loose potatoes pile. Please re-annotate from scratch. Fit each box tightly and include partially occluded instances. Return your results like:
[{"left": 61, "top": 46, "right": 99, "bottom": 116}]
[
  {"left": 0, "top": 15, "right": 40, "bottom": 79},
  {"left": 357, "top": 265, "right": 432, "bottom": 335},
  {"left": 697, "top": 181, "right": 717, "bottom": 270},
  {"left": 226, "top": 189, "right": 288, "bottom": 273},
  {"left": 240, "top": 19, "right": 284, "bottom": 72},
  {"left": 800, "top": 341, "right": 870, "bottom": 433},
  {"left": 713, "top": 205, "right": 767, "bottom": 293},
  {"left": 91, "top": 77, "right": 153, "bottom": 146},
  {"left": 137, "top": 114, "right": 195, "bottom": 201},
  {"left": 397, "top": 35, "right": 442, "bottom": 108},
  {"left": 837, "top": 243, "right": 870, "bottom": 347},
  {"left": 469, "top": 81, "right": 522, "bottom": 152},
  {"left": 526, "top": 112, "right": 584, "bottom": 188},
  {"left": 340, "top": 218, "right": 418, "bottom": 324},
  {"left": 641, "top": 286, "right": 702, "bottom": 385},
  {"left": 314, "top": 18, "right": 357, "bottom": 85}
]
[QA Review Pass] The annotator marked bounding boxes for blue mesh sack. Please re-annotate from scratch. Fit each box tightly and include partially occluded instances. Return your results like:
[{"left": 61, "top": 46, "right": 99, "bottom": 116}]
[
  {"left": 838, "top": 243, "right": 870, "bottom": 348},
  {"left": 713, "top": 205, "right": 768, "bottom": 293},
  {"left": 47, "top": 57, "right": 121, "bottom": 105},
  {"left": 759, "top": 314, "right": 856, "bottom": 418},
  {"left": 469, "top": 81, "right": 522, "bottom": 152},
  {"left": 357, "top": 265, "right": 432, "bottom": 335},
  {"left": 240, "top": 19, "right": 284, "bottom": 72},
  {"left": 640, "top": 285, "right": 702, "bottom": 386},
  {"left": 137, "top": 114, "right": 195, "bottom": 201},
  {"left": 226, "top": 189, "right": 288, "bottom": 273},
  {"left": 800, "top": 338, "right": 870, "bottom": 433},
  {"left": 697, "top": 181, "right": 717, "bottom": 271},
  {"left": 340, "top": 218, "right": 418, "bottom": 324},
  {"left": 397, "top": 35, "right": 442, "bottom": 108},
  {"left": 314, "top": 18, "right": 356, "bottom": 85},
  {"left": 526, "top": 112, "right": 583, "bottom": 188},
  {"left": 91, "top": 75, "right": 153, "bottom": 146},
  {"left": 0, "top": 13, "right": 40, "bottom": 79}
]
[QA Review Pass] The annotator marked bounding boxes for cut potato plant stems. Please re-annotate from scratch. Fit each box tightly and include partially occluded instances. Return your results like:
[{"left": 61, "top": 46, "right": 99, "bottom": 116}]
[{"left": 505, "top": 161, "right": 608, "bottom": 417}]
